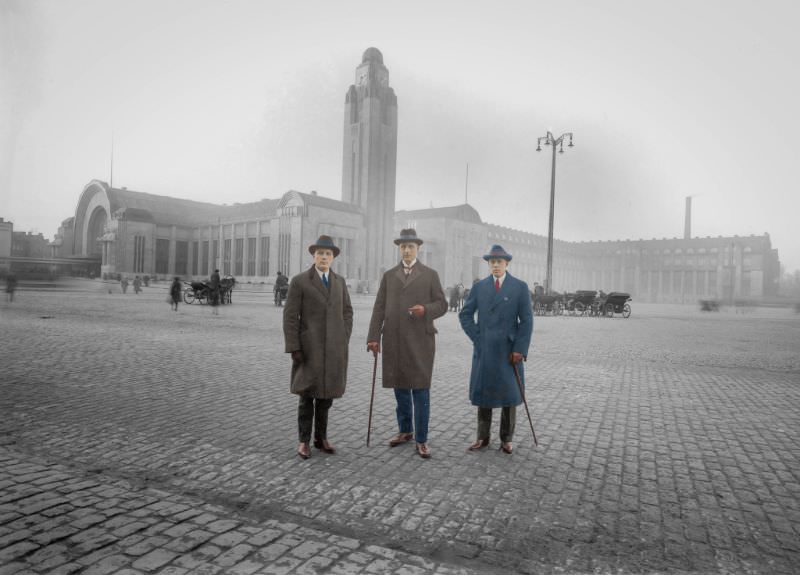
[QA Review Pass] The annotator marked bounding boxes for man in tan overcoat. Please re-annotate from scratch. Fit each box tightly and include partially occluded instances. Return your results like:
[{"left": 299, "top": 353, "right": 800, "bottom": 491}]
[
  {"left": 367, "top": 229, "right": 448, "bottom": 458},
  {"left": 283, "top": 235, "right": 353, "bottom": 459}
]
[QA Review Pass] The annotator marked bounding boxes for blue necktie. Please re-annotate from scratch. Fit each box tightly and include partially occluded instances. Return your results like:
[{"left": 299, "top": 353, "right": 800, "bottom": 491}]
[{"left": 322, "top": 274, "right": 329, "bottom": 288}]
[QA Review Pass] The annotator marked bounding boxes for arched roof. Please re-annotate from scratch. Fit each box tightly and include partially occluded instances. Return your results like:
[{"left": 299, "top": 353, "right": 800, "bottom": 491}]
[{"left": 75, "top": 180, "right": 280, "bottom": 227}]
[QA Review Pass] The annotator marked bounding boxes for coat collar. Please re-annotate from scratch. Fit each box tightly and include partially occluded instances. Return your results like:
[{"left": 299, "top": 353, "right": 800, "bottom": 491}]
[{"left": 394, "top": 261, "right": 422, "bottom": 288}]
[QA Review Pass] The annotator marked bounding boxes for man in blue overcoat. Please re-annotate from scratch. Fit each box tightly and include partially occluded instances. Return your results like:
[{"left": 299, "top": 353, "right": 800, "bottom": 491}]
[{"left": 459, "top": 245, "right": 533, "bottom": 454}]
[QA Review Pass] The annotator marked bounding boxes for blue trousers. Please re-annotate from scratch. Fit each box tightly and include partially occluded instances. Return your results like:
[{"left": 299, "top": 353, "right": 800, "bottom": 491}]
[{"left": 394, "top": 388, "right": 430, "bottom": 444}]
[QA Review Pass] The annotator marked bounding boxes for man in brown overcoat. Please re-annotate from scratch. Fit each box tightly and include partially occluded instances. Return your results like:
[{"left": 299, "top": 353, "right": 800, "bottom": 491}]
[
  {"left": 283, "top": 235, "right": 353, "bottom": 459},
  {"left": 367, "top": 229, "right": 448, "bottom": 458}
]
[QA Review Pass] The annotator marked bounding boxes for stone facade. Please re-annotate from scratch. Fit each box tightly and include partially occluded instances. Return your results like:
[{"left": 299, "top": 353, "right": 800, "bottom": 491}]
[{"left": 398, "top": 205, "right": 780, "bottom": 302}]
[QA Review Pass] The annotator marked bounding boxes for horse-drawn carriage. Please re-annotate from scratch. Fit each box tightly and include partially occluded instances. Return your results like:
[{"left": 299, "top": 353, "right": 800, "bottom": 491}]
[
  {"left": 602, "top": 292, "right": 632, "bottom": 318},
  {"left": 563, "top": 290, "right": 598, "bottom": 316},
  {"left": 183, "top": 276, "right": 236, "bottom": 305},
  {"left": 533, "top": 292, "right": 564, "bottom": 315}
]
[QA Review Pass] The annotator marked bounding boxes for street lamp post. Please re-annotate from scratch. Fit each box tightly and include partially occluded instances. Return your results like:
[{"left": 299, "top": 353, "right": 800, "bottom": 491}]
[{"left": 536, "top": 131, "right": 574, "bottom": 295}]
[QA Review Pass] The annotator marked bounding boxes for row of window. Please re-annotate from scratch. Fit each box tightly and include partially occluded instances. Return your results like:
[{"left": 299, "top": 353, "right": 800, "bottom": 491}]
[{"left": 150, "top": 237, "right": 271, "bottom": 277}]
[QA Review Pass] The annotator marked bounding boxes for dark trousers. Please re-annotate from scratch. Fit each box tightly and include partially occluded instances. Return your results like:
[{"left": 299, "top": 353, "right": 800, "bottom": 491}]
[
  {"left": 298, "top": 397, "right": 333, "bottom": 443},
  {"left": 477, "top": 406, "right": 516, "bottom": 443}
]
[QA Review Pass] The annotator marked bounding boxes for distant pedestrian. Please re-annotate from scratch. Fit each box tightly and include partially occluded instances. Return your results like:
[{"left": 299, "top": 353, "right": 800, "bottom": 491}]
[
  {"left": 5, "top": 273, "right": 18, "bottom": 303},
  {"left": 209, "top": 269, "right": 221, "bottom": 315},
  {"left": 170, "top": 277, "right": 182, "bottom": 311},
  {"left": 133, "top": 276, "right": 142, "bottom": 294},
  {"left": 274, "top": 271, "right": 289, "bottom": 306},
  {"left": 459, "top": 245, "right": 533, "bottom": 455},
  {"left": 121, "top": 277, "right": 129, "bottom": 294},
  {"left": 283, "top": 236, "right": 353, "bottom": 459}
]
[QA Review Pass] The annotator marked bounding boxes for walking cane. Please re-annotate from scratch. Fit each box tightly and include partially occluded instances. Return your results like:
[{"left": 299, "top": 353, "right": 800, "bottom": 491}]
[
  {"left": 512, "top": 361, "right": 538, "bottom": 447},
  {"left": 366, "top": 352, "right": 378, "bottom": 446}
]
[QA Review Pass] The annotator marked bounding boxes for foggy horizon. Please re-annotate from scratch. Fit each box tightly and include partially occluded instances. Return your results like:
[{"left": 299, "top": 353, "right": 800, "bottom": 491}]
[{"left": 2, "top": 0, "right": 799, "bottom": 270}]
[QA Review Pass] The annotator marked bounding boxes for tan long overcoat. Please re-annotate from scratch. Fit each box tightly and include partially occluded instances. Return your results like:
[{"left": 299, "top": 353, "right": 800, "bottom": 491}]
[
  {"left": 367, "top": 262, "right": 448, "bottom": 389},
  {"left": 283, "top": 266, "right": 353, "bottom": 398}
]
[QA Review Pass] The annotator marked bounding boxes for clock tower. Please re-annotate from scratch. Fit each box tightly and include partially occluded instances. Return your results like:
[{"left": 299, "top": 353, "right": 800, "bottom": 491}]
[{"left": 342, "top": 47, "right": 398, "bottom": 284}]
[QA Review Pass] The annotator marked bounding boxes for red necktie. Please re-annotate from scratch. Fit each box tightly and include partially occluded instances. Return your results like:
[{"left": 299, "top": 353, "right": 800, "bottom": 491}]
[{"left": 495, "top": 278, "right": 500, "bottom": 292}]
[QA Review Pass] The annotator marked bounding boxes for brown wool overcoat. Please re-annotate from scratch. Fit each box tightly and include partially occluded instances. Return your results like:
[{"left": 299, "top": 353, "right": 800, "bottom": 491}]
[
  {"left": 367, "top": 262, "right": 448, "bottom": 389},
  {"left": 283, "top": 266, "right": 353, "bottom": 399}
]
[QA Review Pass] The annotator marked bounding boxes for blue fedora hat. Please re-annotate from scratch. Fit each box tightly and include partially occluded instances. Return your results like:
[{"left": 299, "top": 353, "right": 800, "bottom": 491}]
[
  {"left": 308, "top": 235, "right": 340, "bottom": 257},
  {"left": 483, "top": 244, "right": 512, "bottom": 261},
  {"left": 394, "top": 228, "right": 424, "bottom": 246}
]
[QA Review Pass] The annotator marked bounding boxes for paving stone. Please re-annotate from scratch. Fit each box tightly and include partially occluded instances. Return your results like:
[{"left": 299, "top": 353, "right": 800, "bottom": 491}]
[
  {"left": 130, "top": 549, "right": 180, "bottom": 572},
  {"left": 212, "top": 544, "right": 254, "bottom": 568}
]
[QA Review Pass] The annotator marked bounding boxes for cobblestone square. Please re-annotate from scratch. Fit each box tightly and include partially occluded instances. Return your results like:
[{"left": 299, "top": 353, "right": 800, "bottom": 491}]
[{"left": 1, "top": 279, "right": 799, "bottom": 573}]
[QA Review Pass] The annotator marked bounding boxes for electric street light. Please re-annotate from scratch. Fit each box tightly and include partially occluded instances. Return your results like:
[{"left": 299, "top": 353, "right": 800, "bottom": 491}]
[{"left": 536, "top": 131, "right": 574, "bottom": 295}]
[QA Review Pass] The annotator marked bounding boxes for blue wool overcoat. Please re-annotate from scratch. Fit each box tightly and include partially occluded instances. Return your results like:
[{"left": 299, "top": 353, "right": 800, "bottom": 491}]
[{"left": 459, "top": 273, "right": 533, "bottom": 408}]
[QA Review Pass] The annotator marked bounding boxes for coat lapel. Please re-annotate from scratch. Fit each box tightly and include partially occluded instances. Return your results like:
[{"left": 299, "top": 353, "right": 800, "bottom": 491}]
[
  {"left": 403, "top": 264, "right": 421, "bottom": 289},
  {"left": 394, "top": 264, "right": 406, "bottom": 285},
  {"left": 309, "top": 267, "right": 329, "bottom": 299},
  {"left": 490, "top": 273, "right": 511, "bottom": 309}
]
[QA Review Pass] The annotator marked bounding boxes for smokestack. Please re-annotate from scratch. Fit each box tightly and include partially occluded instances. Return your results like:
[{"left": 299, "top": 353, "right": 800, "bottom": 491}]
[{"left": 684, "top": 196, "right": 692, "bottom": 239}]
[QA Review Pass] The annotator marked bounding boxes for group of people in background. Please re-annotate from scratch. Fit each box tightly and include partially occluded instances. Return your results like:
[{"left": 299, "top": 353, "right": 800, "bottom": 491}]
[
  {"left": 282, "top": 228, "right": 534, "bottom": 460},
  {"left": 120, "top": 275, "right": 145, "bottom": 294}
]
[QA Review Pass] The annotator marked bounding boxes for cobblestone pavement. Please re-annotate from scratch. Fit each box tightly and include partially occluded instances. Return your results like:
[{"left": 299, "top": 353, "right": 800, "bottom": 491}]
[{"left": 1, "top": 278, "right": 799, "bottom": 574}]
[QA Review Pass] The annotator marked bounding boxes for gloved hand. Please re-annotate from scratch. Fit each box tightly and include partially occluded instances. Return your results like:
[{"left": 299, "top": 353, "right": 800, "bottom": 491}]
[
  {"left": 367, "top": 341, "right": 381, "bottom": 357},
  {"left": 509, "top": 352, "right": 524, "bottom": 364},
  {"left": 291, "top": 350, "right": 304, "bottom": 364}
]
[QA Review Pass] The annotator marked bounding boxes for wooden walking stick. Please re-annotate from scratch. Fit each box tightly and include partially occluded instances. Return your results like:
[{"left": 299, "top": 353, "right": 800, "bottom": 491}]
[
  {"left": 512, "top": 361, "right": 538, "bottom": 447},
  {"left": 366, "top": 351, "right": 378, "bottom": 446}
]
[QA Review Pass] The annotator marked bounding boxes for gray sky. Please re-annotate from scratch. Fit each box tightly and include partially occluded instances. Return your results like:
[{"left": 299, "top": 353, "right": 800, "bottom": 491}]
[{"left": 2, "top": 0, "right": 799, "bottom": 270}]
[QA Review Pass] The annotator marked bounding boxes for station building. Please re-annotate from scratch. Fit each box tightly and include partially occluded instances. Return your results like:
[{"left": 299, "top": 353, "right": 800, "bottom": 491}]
[{"left": 50, "top": 48, "right": 780, "bottom": 302}]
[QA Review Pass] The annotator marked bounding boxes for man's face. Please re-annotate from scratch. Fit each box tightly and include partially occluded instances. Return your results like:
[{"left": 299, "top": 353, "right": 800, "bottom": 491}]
[
  {"left": 488, "top": 258, "right": 508, "bottom": 278},
  {"left": 399, "top": 242, "right": 418, "bottom": 265},
  {"left": 314, "top": 249, "right": 334, "bottom": 272}
]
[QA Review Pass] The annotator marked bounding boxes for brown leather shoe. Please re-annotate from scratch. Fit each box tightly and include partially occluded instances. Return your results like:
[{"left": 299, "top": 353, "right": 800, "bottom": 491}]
[
  {"left": 500, "top": 442, "right": 513, "bottom": 454},
  {"left": 468, "top": 438, "right": 490, "bottom": 451},
  {"left": 416, "top": 442, "right": 431, "bottom": 459},
  {"left": 313, "top": 439, "right": 336, "bottom": 454},
  {"left": 297, "top": 442, "right": 311, "bottom": 459},
  {"left": 389, "top": 432, "right": 414, "bottom": 447}
]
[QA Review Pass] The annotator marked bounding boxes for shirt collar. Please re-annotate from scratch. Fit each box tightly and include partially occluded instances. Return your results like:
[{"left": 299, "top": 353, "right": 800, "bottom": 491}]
[
  {"left": 402, "top": 259, "right": 417, "bottom": 269},
  {"left": 315, "top": 267, "right": 329, "bottom": 279},
  {"left": 492, "top": 272, "right": 507, "bottom": 286}
]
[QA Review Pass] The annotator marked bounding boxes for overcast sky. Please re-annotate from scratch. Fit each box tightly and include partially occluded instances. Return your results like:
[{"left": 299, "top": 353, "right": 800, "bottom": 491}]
[{"left": 2, "top": 0, "right": 798, "bottom": 270}]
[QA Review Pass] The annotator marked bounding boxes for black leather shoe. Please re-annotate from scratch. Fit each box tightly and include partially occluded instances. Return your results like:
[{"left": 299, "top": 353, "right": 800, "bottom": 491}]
[
  {"left": 468, "top": 438, "right": 490, "bottom": 451},
  {"left": 500, "top": 442, "right": 513, "bottom": 454},
  {"left": 313, "top": 439, "right": 336, "bottom": 454},
  {"left": 297, "top": 442, "right": 311, "bottom": 459}
]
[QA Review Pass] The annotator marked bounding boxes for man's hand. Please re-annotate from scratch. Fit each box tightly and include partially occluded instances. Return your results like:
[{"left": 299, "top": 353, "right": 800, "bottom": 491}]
[
  {"left": 408, "top": 304, "right": 426, "bottom": 318},
  {"left": 367, "top": 341, "right": 381, "bottom": 357},
  {"left": 291, "top": 350, "right": 304, "bottom": 364},
  {"left": 509, "top": 352, "right": 524, "bottom": 364}
]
